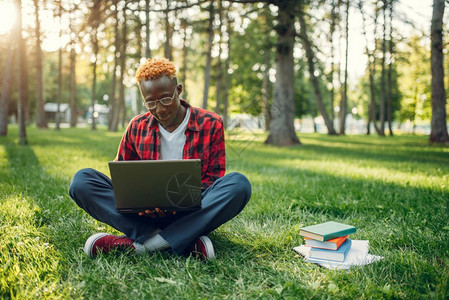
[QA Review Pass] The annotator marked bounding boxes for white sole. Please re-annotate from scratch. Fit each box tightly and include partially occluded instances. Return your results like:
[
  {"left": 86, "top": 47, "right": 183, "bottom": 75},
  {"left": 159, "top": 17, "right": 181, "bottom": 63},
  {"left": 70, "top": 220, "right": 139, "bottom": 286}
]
[
  {"left": 199, "top": 236, "right": 215, "bottom": 260},
  {"left": 84, "top": 232, "right": 109, "bottom": 258}
]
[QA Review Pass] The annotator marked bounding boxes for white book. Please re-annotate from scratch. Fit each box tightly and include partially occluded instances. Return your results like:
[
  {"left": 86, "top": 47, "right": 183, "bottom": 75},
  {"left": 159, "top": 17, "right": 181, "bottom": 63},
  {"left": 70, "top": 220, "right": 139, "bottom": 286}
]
[{"left": 293, "top": 240, "right": 383, "bottom": 270}]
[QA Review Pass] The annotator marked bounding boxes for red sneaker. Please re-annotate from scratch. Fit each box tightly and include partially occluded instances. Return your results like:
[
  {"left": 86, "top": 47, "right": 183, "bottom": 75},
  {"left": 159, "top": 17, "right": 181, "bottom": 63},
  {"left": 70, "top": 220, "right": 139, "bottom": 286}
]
[
  {"left": 188, "top": 236, "right": 215, "bottom": 260},
  {"left": 84, "top": 233, "right": 145, "bottom": 258}
]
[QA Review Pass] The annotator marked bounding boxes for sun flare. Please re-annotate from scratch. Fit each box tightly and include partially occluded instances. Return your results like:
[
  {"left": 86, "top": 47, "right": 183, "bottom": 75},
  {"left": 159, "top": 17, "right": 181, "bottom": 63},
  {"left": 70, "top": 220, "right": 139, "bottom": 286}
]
[{"left": 0, "top": 2, "right": 17, "bottom": 35}]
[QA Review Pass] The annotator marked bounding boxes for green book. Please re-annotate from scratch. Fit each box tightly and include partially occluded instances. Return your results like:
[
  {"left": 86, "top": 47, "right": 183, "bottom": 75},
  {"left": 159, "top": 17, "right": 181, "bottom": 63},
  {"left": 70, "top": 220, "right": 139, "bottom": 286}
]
[{"left": 300, "top": 221, "right": 356, "bottom": 241}]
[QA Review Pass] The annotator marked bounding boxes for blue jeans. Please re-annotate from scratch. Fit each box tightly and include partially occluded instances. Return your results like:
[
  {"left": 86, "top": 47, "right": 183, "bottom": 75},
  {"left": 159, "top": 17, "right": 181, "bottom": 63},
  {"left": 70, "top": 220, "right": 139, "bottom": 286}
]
[{"left": 69, "top": 169, "right": 251, "bottom": 255}]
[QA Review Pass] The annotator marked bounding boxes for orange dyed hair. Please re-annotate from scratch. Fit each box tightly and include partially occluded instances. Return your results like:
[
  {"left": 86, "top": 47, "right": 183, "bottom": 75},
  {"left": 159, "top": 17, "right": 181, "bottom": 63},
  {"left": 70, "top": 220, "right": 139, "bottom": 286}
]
[{"left": 135, "top": 57, "right": 177, "bottom": 82}]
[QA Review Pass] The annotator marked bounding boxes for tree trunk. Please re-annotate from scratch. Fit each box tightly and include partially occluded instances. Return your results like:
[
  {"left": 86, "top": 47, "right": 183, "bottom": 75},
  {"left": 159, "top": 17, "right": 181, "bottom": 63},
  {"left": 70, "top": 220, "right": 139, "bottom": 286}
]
[
  {"left": 180, "top": 18, "right": 189, "bottom": 100},
  {"left": 0, "top": 38, "right": 14, "bottom": 136},
  {"left": 222, "top": 9, "right": 232, "bottom": 130},
  {"left": 387, "top": 0, "right": 394, "bottom": 136},
  {"left": 339, "top": 0, "right": 349, "bottom": 134},
  {"left": 265, "top": 1, "right": 300, "bottom": 145},
  {"left": 379, "top": 0, "right": 387, "bottom": 135},
  {"left": 16, "top": 0, "right": 28, "bottom": 145},
  {"left": 359, "top": 0, "right": 381, "bottom": 135},
  {"left": 202, "top": 1, "right": 214, "bottom": 109},
  {"left": 119, "top": 4, "right": 128, "bottom": 129},
  {"left": 164, "top": 0, "right": 173, "bottom": 60},
  {"left": 69, "top": 3, "right": 77, "bottom": 128},
  {"left": 329, "top": 0, "right": 337, "bottom": 126},
  {"left": 145, "top": 0, "right": 151, "bottom": 58},
  {"left": 262, "top": 5, "right": 271, "bottom": 132},
  {"left": 298, "top": 5, "right": 337, "bottom": 135},
  {"left": 56, "top": 4, "right": 63, "bottom": 131},
  {"left": 34, "top": 0, "right": 47, "bottom": 128},
  {"left": 109, "top": 2, "right": 120, "bottom": 132},
  {"left": 430, "top": 0, "right": 449, "bottom": 143},
  {"left": 91, "top": 27, "right": 98, "bottom": 130},
  {"left": 215, "top": 0, "right": 223, "bottom": 115},
  {"left": 69, "top": 38, "right": 77, "bottom": 128}
]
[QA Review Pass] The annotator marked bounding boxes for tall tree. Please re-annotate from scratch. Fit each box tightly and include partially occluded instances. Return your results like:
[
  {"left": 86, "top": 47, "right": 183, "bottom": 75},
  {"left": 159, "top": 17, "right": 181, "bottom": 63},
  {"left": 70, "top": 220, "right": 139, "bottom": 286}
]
[
  {"left": 180, "top": 18, "right": 189, "bottom": 99},
  {"left": 202, "top": 1, "right": 214, "bottom": 109},
  {"left": 15, "top": 0, "right": 28, "bottom": 144},
  {"left": 215, "top": 0, "right": 224, "bottom": 115},
  {"left": 34, "top": 0, "right": 47, "bottom": 128},
  {"left": 265, "top": 0, "right": 301, "bottom": 144},
  {"left": 359, "top": 0, "right": 381, "bottom": 135},
  {"left": 88, "top": 0, "right": 103, "bottom": 130},
  {"left": 228, "top": 0, "right": 300, "bottom": 145},
  {"left": 118, "top": 2, "right": 128, "bottom": 129},
  {"left": 145, "top": 0, "right": 151, "bottom": 58},
  {"left": 0, "top": 34, "right": 15, "bottom": 136},
  {"left": 328, "top": 0, "right": 338, "bottom": 127},
  {"left": 56, "top": 0, "right": 63, "bottom": 130},
  {"left": 386, "top": 0, "right": 394, "bottom": 135},
  {"left": 339, "top": 0, "right": 349, "bottom": 134},
  {"left": 378, "top": 0, "right": 387, "bottom": 136},
  {"left": 109, "top": 0, "right": 120, "bottom": 132},
  {"left": 430, "top": 0, "right": 449, "bottom": 143},
  {"left": 164, "top": 0, "right": 173, "bottom": 60},
  {"left": 298, "top": 2, "right": 337, "bottom": 135},
  {"left": 69, "top": 2, "right": 78, "bottom": 128},
  {"left": 261, "top": 5, "right": 272, "bottom": 132},
  {"left": 222, "top": 7, "right": 233, "bottom": 130}
]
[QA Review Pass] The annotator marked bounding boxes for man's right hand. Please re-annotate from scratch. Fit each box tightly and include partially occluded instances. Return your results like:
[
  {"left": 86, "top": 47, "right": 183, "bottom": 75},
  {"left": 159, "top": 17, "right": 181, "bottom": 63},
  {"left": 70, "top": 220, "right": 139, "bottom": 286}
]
[{"left": 138, "top": 207, "right": 176, "bottom": 218}]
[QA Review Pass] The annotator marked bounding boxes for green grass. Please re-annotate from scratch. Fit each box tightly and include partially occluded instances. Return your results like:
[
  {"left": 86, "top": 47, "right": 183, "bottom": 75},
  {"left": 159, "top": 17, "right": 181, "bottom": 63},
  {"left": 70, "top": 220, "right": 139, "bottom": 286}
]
[{"left": 1, "top": 126, "right": 448, "bottom": 299}]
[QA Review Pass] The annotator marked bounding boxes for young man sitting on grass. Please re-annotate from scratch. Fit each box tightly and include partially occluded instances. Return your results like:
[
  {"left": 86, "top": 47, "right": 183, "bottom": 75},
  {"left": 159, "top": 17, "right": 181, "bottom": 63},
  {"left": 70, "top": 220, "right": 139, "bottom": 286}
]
[{"left": 69, "top": 57, "right": 251, "bottom": 260}]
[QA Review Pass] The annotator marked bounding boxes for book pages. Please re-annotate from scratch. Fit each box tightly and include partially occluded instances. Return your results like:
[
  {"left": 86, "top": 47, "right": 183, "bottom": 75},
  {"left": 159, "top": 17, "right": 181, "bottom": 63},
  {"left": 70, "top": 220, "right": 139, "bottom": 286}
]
[{"left": 293, "top": 240, "right": 384, "bottom": 270}]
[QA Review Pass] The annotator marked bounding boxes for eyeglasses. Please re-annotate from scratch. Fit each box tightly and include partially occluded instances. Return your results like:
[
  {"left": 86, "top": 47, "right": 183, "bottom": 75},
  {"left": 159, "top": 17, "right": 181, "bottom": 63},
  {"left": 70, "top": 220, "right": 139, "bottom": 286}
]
[{"left": 143, "top": 88, "right": 176, "bottom": 110}]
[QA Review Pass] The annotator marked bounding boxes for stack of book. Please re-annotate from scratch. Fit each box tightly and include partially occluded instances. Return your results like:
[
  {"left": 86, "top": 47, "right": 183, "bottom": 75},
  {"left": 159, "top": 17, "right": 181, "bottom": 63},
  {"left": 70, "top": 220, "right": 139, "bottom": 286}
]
[{"left": 299, "top": 221, "right": 357, "bottom": 263}]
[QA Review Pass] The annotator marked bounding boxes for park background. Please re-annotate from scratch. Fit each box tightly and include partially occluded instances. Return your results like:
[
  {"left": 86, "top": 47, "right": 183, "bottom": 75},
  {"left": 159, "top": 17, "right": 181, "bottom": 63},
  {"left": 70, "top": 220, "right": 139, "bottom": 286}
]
[{"left": 0, "top": 0, "right": 448, "bottom": 298}]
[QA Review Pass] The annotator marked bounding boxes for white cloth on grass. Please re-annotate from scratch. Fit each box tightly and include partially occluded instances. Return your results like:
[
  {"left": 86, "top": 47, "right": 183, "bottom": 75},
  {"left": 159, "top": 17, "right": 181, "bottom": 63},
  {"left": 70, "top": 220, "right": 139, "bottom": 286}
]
[{"left": 293, "top": 240, "right": 384, "bottom": 270}]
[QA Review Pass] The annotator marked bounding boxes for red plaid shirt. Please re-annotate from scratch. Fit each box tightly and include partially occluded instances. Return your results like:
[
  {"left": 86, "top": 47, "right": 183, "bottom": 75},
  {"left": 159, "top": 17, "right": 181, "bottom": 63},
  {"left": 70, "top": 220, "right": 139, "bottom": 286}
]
[{"left": 115, "top": 100, "right": 226, "bottom": 190}]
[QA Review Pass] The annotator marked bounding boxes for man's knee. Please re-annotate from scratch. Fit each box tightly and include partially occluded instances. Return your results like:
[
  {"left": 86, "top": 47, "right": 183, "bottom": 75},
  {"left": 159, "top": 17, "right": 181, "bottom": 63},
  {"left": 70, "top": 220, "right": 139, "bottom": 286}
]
[
  {"left": 69, "top": 168, "right": 96, "bottom": 199},
  {"left": 227, "top": 172, "right": 252, "bottom": 202}
]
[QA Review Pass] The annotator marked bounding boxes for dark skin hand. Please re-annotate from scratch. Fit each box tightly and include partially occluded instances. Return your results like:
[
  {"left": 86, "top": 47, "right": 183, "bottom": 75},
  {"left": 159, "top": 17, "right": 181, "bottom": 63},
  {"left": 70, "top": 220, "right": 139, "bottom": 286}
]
[{"left": 138, "top": 207, "right": 177, "bottom": 218}]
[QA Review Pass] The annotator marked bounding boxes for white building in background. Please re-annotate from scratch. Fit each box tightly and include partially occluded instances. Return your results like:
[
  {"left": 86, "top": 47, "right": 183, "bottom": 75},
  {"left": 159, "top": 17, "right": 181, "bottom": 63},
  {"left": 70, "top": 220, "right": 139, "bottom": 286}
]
[
  {"left": 86, "top": 104, "right": 109, "bottom": 125},
  {"left": 44, "top": 103, "right": 70, "bottom": 123}
]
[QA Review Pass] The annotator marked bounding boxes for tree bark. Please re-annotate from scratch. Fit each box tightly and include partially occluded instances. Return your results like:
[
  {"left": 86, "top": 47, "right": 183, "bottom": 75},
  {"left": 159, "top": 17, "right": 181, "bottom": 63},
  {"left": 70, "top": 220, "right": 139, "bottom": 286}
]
[
  {"left": 180, "top": 18, "right": 189, "bottom": 100},
  {"left": 265, "top": 1, "right": 301, "bottom": 145},
  {"left": 339, "top": 0, "right": 349, "bottom": 134},
  {"left": 69, "top": 3, "right": 77, "bottom": 128},
  {"left": 202, "top": 1, "right": 214, "bottom": 109},
  {"left": 56, "top": 2, "right": 63, "bottom": 131},
  {"left": 359, "top": 0, "right": 381, "bottom": 135},
  {"left": 145, "top": 0, "right": 151, "bottom": 58},
  {"left": 16, "top": 0, "right": 28, "bottom": 144},
  {"left": 91, "top": 27, "right": 98, "bottom": 131},
  {"left": 0, "top": 38, "right": 14, "bottom": 136},
  {"left": 215, "top": 0, "right": 223, "bottom": 115},
  {"left": 329, "top": 0, "right": 337, "bottom": 127},
  {"left": 222, "top": 8, "right": 232, "bottom": 130},
  {"left": 34, "top": 0, "right": 47, "bottom": 128},
  {"left": 298, "top": 4, "right": 337, "bottom": 135},
  {"left": 164, "top": 0, "right": 173, "bottom": 60},
  {"left": 109, "top": 2, "right": 120, "bottom": 132},
  {"left": 119, "top": 4, "right": 128, "bottom": 129},
  {"left": 262, "top": 5, "right": 271, "bottom": 132},
  {"left": 379, "top": 0, "right": 387, "bottom": 135},
  {"left": 430, "top": 0, "right": 449, "bottom": 143},
  {"left": 387, "top": 0, "right": 394, "bottom": 135}
]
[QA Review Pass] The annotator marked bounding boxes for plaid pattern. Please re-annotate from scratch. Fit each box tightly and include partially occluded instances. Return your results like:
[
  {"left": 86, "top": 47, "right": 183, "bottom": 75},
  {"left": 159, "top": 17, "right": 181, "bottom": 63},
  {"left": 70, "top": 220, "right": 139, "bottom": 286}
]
[{"left": 115, "top": 100, "right": 226, "bottom": 190}]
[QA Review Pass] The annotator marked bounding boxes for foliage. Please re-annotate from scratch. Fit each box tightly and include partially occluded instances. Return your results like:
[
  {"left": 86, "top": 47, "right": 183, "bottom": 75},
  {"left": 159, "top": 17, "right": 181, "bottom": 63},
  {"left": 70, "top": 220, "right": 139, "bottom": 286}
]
[
  {"left": 395, "top": 35, "right": 432, "bottom": 125},
  {"left": 1, "top": 127, "right": 448, "bottom": 298}
]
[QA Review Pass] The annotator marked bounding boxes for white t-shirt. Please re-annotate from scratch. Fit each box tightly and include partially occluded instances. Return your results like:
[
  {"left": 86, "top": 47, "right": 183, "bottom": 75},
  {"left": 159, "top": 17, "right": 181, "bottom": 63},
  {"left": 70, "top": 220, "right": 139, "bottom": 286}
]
[{"left": 158, "top": 108, "right": 191, "bottom": 160}]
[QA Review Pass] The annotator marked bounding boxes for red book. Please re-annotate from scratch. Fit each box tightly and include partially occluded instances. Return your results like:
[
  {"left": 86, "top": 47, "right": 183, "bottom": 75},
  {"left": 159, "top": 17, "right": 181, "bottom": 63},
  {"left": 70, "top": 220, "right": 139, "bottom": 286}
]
[{"left": 304, "top": 235, "right": 348, "bottom": 250}]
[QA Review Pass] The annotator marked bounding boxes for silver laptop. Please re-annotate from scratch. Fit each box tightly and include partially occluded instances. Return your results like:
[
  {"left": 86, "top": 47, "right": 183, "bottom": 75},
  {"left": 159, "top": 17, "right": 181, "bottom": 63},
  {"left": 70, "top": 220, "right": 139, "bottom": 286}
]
[{"left": 108, "top": 159, "right": 202, "bottom": 213}]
